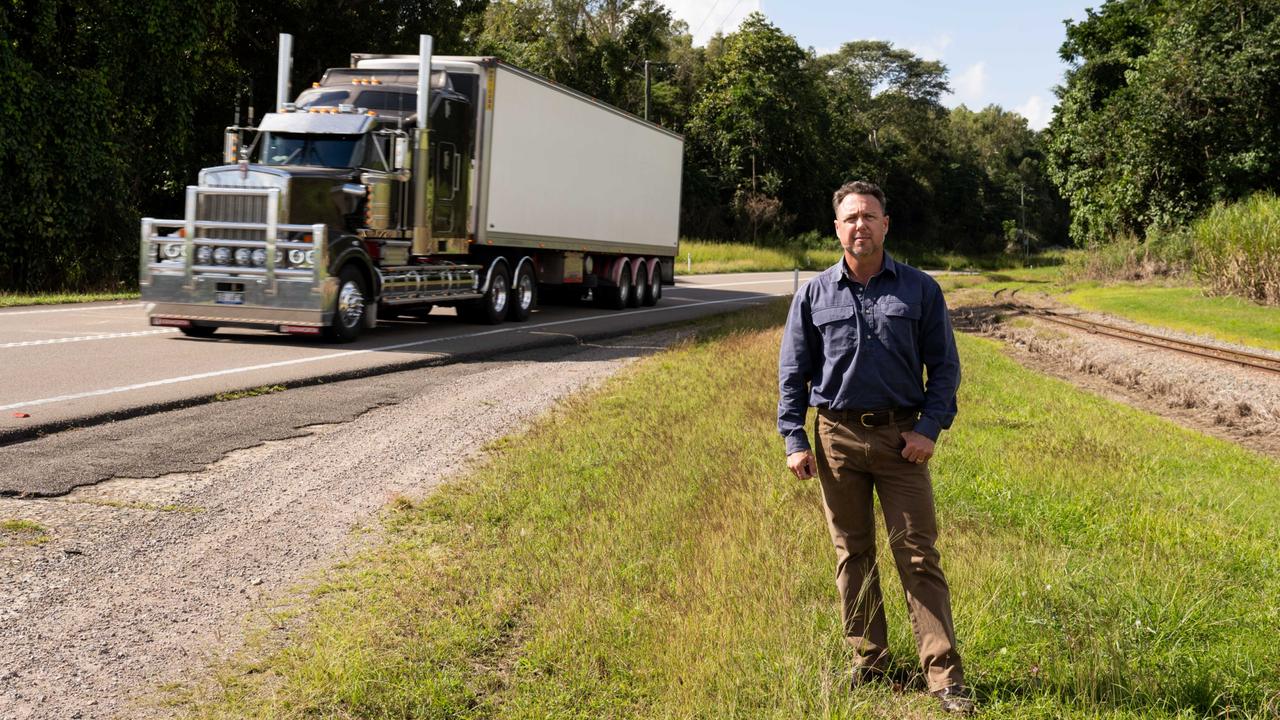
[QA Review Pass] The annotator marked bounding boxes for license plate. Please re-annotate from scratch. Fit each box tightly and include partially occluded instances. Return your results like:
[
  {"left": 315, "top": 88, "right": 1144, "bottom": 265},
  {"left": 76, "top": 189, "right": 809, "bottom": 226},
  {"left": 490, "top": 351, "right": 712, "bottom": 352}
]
[{"left": 215, "top": 291, "right": 244, "bottom": 305}]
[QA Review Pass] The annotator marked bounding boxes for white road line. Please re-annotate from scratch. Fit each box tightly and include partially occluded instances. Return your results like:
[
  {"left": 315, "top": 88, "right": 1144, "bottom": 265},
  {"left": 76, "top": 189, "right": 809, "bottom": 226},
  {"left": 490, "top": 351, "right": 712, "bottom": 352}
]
[
  {"left": 0, "top": 294, "right": 784, "bottom": 412},
  {"left": 1, "top": 329, "right": 177, "bottom": 349},
  {"left": 0, "top": 303, "right": 145, "bottom": 317}
]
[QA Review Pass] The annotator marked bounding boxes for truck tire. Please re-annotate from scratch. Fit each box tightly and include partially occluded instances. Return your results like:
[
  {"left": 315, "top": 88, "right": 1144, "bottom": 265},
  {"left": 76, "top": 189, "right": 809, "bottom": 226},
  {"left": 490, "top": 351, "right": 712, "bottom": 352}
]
[
  {"left": 643, "top": 263, "right": 662, "bottom": 306},
  {"left": 624, "top": 263, "right": 641, "bottom": 308},
  {"left": 461, "top": 263, "right": 509, "bottom": 324},
  {"left": 509, "top": 263, "right": 537, "bottom": 322},
  {"left": 598, "top": 262, "right": 631, "bottom": 310},
  {"left": 324, "top": 266, "right": 367, "bottom": 343}
]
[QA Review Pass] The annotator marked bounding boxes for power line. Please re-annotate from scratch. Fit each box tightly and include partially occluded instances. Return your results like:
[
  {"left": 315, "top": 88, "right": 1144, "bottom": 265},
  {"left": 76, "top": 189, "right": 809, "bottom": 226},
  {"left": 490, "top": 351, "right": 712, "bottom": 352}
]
[{"left": 692, "top": 0, "right": 726, "bottom": 37}]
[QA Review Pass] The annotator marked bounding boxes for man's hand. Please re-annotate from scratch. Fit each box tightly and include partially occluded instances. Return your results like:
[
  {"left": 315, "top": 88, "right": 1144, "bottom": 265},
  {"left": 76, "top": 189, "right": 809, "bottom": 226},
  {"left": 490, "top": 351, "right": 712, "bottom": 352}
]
[
  {"left": 787, "top": 450, "right": 817, "bottom": 479},
  {"left": 901, "top": 431, "right": 935, "bottom": 464}
]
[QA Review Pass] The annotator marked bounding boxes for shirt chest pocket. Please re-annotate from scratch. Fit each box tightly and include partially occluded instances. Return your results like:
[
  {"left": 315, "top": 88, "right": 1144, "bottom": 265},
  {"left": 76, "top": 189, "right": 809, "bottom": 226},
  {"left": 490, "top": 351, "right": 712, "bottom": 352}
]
[
  {"left": 876, "top": 300, "right": 921, "bottom": 348},
  {"left": 812, "top": 305, "right": 858, "bottom": 352}
]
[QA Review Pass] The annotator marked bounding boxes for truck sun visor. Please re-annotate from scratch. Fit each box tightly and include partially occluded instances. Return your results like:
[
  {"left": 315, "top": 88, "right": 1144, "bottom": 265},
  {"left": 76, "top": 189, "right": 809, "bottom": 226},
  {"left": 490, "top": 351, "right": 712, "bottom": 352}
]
[{"left": 257, "top": 113, "right": 374, "bottom": 135}]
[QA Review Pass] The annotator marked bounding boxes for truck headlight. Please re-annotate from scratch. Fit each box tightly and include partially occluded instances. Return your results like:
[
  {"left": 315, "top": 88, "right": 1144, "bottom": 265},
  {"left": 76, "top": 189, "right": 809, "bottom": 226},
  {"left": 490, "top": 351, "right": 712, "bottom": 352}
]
[
  {"left": 305, "top": 250, "right": 315, "bottom": 266},
  {"left": 288, "top": 249, "right": 307, "bottom": 265},
  {"left": 213, "top": 247, "right": 231, "bottom": 265},
  {"left": 251, "top": 249, "right": 267, "bottom": 267},
  {"left": 196, "top": 246, "right": 212, "bottom": 265},
  {"left": 234, "top": 248, "right": 252, "bottom": 266},
  {"left": 161, "top": 242, "right": 184, "bottom": 260}
]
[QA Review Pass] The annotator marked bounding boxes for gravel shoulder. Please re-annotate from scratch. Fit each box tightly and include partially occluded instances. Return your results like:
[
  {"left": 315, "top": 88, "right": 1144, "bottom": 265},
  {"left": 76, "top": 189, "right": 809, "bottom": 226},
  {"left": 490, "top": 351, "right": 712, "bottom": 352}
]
[{"left": 0, "top": 328, "right": 692, "bottom": 720}]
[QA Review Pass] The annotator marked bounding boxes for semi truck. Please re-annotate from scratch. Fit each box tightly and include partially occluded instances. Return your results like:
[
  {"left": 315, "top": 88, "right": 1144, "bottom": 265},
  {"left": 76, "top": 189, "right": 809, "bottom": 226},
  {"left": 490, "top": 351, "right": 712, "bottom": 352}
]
[{"left": 140, "top": 34, "right": 683, "bottom": 341}]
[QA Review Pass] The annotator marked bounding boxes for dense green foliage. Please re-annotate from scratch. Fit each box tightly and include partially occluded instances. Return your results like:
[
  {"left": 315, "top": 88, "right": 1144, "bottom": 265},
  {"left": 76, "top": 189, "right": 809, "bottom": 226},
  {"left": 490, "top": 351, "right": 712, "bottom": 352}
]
[
  {"left": 1047, "top": 0, "right": 1280, "bottom": 245},
  {"left": 1, "top": 1, "right": 1065, "bottom": 291}
]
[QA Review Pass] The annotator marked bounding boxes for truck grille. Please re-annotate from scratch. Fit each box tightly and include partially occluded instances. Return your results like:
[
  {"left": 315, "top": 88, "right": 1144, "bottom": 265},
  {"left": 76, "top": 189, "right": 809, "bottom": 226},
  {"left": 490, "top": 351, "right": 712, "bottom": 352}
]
[{"left": 197, "top": 193, "right": 269, "bottom": 241}]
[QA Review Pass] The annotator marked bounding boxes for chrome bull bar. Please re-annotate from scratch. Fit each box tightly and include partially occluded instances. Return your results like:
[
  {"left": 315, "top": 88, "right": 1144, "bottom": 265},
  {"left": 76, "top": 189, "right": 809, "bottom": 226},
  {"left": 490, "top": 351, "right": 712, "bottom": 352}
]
[{"left": 139, "top": 186, "right": 328, "bottom": 297}]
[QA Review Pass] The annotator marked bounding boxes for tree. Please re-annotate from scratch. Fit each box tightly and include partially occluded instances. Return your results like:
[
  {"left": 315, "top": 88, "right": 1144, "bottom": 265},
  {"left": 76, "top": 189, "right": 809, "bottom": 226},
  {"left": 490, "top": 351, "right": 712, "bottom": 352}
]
[
  {"left": 1047, "top": 0, "right": 1280, "bottom": 245},
  {"left": 683, "top": 13, "right": 823, "bottom": 241}
]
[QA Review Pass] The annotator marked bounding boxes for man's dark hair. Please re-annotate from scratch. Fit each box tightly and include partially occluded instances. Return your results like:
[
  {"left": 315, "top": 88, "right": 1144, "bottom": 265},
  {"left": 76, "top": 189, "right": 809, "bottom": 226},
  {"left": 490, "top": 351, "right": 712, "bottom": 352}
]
[{"left": 832, "top": 180, "right": 887, "bottom": 216}]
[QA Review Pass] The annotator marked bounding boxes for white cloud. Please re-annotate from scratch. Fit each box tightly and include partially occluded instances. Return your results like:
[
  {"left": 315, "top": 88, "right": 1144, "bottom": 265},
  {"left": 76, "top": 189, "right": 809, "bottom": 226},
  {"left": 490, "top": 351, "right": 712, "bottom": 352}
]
[
  {"left": 948, "top": 61, "right": 987, "bottom": 107},
  {"left": 907, "top": 33, "right": 952, "bottom": 61},
  {"left": 1016, "top": 95, "right": 1053, "bottom": 131}
]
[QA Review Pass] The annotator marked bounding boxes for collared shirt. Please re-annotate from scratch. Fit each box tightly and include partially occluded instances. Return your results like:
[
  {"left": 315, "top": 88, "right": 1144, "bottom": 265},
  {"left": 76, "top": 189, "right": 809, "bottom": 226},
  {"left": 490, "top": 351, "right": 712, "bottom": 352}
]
[{"left": 777, "top": 252, "right": 961, "bottom": 455}]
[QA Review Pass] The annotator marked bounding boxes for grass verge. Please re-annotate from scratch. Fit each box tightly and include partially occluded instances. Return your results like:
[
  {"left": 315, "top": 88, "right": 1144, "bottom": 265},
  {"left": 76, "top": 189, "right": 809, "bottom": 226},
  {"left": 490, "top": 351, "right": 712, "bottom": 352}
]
[
  {"left": 0, "top": 291, "right": 139, "bottom": 308},
  {"left": 674, "top": 239, "right": 1064, "bottom": 276},
  {"left": 176, "top": 300, "right": 1280, "bottom": 719},
  {"left": 1062, "top": 285, "right": 1280, "bottom": 351}
]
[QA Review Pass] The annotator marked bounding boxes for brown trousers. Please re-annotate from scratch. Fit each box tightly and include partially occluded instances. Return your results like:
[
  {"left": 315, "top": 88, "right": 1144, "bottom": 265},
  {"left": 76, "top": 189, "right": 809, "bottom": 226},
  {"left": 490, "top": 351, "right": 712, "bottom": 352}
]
[{"left": 814, "top": 409, "right": 963, "bottom": 692}]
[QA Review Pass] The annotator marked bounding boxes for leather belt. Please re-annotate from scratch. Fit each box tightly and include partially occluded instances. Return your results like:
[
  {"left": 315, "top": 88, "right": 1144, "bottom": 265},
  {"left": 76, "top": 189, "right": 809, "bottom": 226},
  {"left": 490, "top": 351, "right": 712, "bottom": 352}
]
[{"left": 819, "top": 407, "right": 921, "bottom": 428}]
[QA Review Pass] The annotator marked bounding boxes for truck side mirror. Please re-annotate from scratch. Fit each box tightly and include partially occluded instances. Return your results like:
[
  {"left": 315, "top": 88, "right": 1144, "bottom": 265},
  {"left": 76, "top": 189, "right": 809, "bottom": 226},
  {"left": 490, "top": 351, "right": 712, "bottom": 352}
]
[
  {"left": 223, "top": 129, "right": 242, "bottom": 164},
  {"left": 393, "top": 135, "right": 409, "bottom": 171}
]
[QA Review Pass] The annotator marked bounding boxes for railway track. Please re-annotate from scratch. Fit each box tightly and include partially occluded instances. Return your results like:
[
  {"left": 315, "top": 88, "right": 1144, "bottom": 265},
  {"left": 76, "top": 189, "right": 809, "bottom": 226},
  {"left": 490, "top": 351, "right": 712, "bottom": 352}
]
[{"left": 993, "top": 291, "right": 1280, "bottom": 376}]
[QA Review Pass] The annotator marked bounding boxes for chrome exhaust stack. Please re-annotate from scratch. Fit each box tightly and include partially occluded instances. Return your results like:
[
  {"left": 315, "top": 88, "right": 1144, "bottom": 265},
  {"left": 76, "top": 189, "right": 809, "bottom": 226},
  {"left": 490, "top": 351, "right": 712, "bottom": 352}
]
[
  {"left": 276, "top": 33, "right": 293, "bottom": 111},
  {"left": 412, "top": 34, "right": 434, "bottom": 257}
]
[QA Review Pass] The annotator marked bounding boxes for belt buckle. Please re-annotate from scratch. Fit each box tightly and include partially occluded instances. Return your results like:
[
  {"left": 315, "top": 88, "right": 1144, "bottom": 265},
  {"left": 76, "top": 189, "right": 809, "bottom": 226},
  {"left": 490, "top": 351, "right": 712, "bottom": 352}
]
[{"left": 860, "top": 411, "right": 876, "bottom": 428}]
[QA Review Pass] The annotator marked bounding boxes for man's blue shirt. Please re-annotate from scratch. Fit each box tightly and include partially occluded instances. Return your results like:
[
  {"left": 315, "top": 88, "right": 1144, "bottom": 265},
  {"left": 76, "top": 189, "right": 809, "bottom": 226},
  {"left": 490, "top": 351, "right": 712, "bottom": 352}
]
[{"left": 777, "top": 253, "right": 961, "bottom": 455}]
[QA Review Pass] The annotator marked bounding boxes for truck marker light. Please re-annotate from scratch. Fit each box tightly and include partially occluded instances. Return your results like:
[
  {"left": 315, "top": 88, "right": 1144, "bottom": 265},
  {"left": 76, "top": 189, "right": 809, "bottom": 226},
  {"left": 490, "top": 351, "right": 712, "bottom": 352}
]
[
  {"left": 151, "top": 317, "right": 192, "bottom": 327},
  {"left": 280, "top": 325, "right": 322, "bottom": 335},
  {"left": 312, "top": 82, "right": 320, "bottom": 88}
]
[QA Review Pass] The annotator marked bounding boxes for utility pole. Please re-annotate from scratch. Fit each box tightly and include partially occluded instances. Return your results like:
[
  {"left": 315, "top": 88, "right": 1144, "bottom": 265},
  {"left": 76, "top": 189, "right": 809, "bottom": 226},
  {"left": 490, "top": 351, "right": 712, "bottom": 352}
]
[
  {"left": 642, "top": 60, "right": 676, "bottom": 122},
  {"left": 644, "top": 60, "right": 652, "bottom": 121},
  {"left": 1021, "top": 183, "right": 1028, "bottom": 264}
]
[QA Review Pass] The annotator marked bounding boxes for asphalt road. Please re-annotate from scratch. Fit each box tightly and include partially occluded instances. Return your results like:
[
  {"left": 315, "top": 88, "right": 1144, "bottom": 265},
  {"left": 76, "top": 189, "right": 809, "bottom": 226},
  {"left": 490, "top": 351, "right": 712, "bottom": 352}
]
[{"left": 0, "top": 271, "right": 813, "bottom": 444}]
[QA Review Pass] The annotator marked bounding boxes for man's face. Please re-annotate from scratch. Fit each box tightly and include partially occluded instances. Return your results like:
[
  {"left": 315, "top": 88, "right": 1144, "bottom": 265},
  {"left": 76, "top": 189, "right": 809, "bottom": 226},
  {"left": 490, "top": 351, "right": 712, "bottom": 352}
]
[{"left": 834, "top": 193, "right": 889, "bottom": 260}]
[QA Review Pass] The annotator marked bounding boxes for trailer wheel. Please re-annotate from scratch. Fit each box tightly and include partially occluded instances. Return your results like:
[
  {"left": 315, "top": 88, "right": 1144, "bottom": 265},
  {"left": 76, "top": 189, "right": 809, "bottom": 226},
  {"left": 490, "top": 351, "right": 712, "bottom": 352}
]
[
  {"left": 324, "top": 266, "right": 367, "bottom": 343},
  {"left": 598, "top": 262, "right": 631, "bottom": 310},
  {"left": 509, "top": 264, "right": 537, "bottom": 322},
  {"left": 644, "top": 264, "right": 662, "bottom": 306},
  {"left": 624, "top": 263, "right": 641, "bottom": 308},
  {"left": 179, "top": 325, "right": 217, "bottom": 338},
  {"left": 461, "top": 263, "right": 509, "bottom": 324}
]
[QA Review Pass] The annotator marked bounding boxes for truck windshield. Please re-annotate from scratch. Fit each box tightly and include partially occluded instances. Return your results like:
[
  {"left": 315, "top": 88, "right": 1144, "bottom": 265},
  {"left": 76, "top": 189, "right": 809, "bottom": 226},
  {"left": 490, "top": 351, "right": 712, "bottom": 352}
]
[{"left": 260, "top": 133, "right": 363, "bottom": 168}]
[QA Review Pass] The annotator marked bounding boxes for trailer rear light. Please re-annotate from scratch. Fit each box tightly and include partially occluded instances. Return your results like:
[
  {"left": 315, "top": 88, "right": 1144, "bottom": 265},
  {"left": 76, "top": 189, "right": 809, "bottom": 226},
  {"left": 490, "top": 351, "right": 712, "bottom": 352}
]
[
  {"left": 151, "top": 317, "right": 191, "bottom": 327},
  {"left": 280, "top": 325, "right": 322, "bottom": 335}
]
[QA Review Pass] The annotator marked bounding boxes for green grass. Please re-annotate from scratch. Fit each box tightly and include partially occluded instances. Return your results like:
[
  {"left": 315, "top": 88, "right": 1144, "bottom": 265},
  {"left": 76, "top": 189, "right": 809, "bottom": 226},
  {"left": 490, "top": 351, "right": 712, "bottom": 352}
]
[
  {"left": 176, "top": 301, "right": 1280, "bottom": 719},
  {"left": 0, "top": 291, "right": 139, "bottom": 307},
  {"left": 1063, "top": 285, "right": 1280, "bottom": 351},
  {"left": 675, "top": 238, "right": 1067, "bottom": 276},
  {"left": 1, "top": 518, "right": 51, "bottom": 546},
  {"left": 674, "top": 239, "right": 836, "bottom": 275}
]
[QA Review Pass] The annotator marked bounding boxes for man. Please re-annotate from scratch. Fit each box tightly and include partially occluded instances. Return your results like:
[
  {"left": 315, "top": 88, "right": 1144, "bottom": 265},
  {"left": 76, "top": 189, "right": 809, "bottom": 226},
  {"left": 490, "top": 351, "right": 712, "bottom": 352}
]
[{"left": 777, "top": 180, "right": 973, "bottom": 715}]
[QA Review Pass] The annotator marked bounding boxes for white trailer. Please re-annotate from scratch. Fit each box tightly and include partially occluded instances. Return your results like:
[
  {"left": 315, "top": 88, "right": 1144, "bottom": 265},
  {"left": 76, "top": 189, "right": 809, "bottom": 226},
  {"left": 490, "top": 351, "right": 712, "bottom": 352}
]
[{"left": 140, "top": 35, "right": 684, "bottom": 341}]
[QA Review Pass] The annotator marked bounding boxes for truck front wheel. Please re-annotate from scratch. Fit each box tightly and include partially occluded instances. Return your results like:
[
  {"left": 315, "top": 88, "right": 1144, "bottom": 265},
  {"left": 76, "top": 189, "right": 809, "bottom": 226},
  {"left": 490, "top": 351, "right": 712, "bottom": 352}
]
[{"left": 324, "top": 266, "right": 367, "bottom": 343}]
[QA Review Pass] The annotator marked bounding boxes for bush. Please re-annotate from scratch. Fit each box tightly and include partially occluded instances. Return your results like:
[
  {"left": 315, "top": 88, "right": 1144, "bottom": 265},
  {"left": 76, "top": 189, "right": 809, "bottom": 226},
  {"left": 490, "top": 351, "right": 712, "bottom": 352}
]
[
  {"left": 1191, "top": 194, "right": 1280, "bottom": 305},
  {"left": 1063, "top": 229, "right": 1193, "bottom": 282}
]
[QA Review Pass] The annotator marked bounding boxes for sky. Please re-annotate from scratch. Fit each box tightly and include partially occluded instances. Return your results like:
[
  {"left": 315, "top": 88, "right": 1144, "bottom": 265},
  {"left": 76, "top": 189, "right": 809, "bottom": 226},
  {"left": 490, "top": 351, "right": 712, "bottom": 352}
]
[{"left": 659, "top": 0, "right": 1098, "bottom": 131}]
